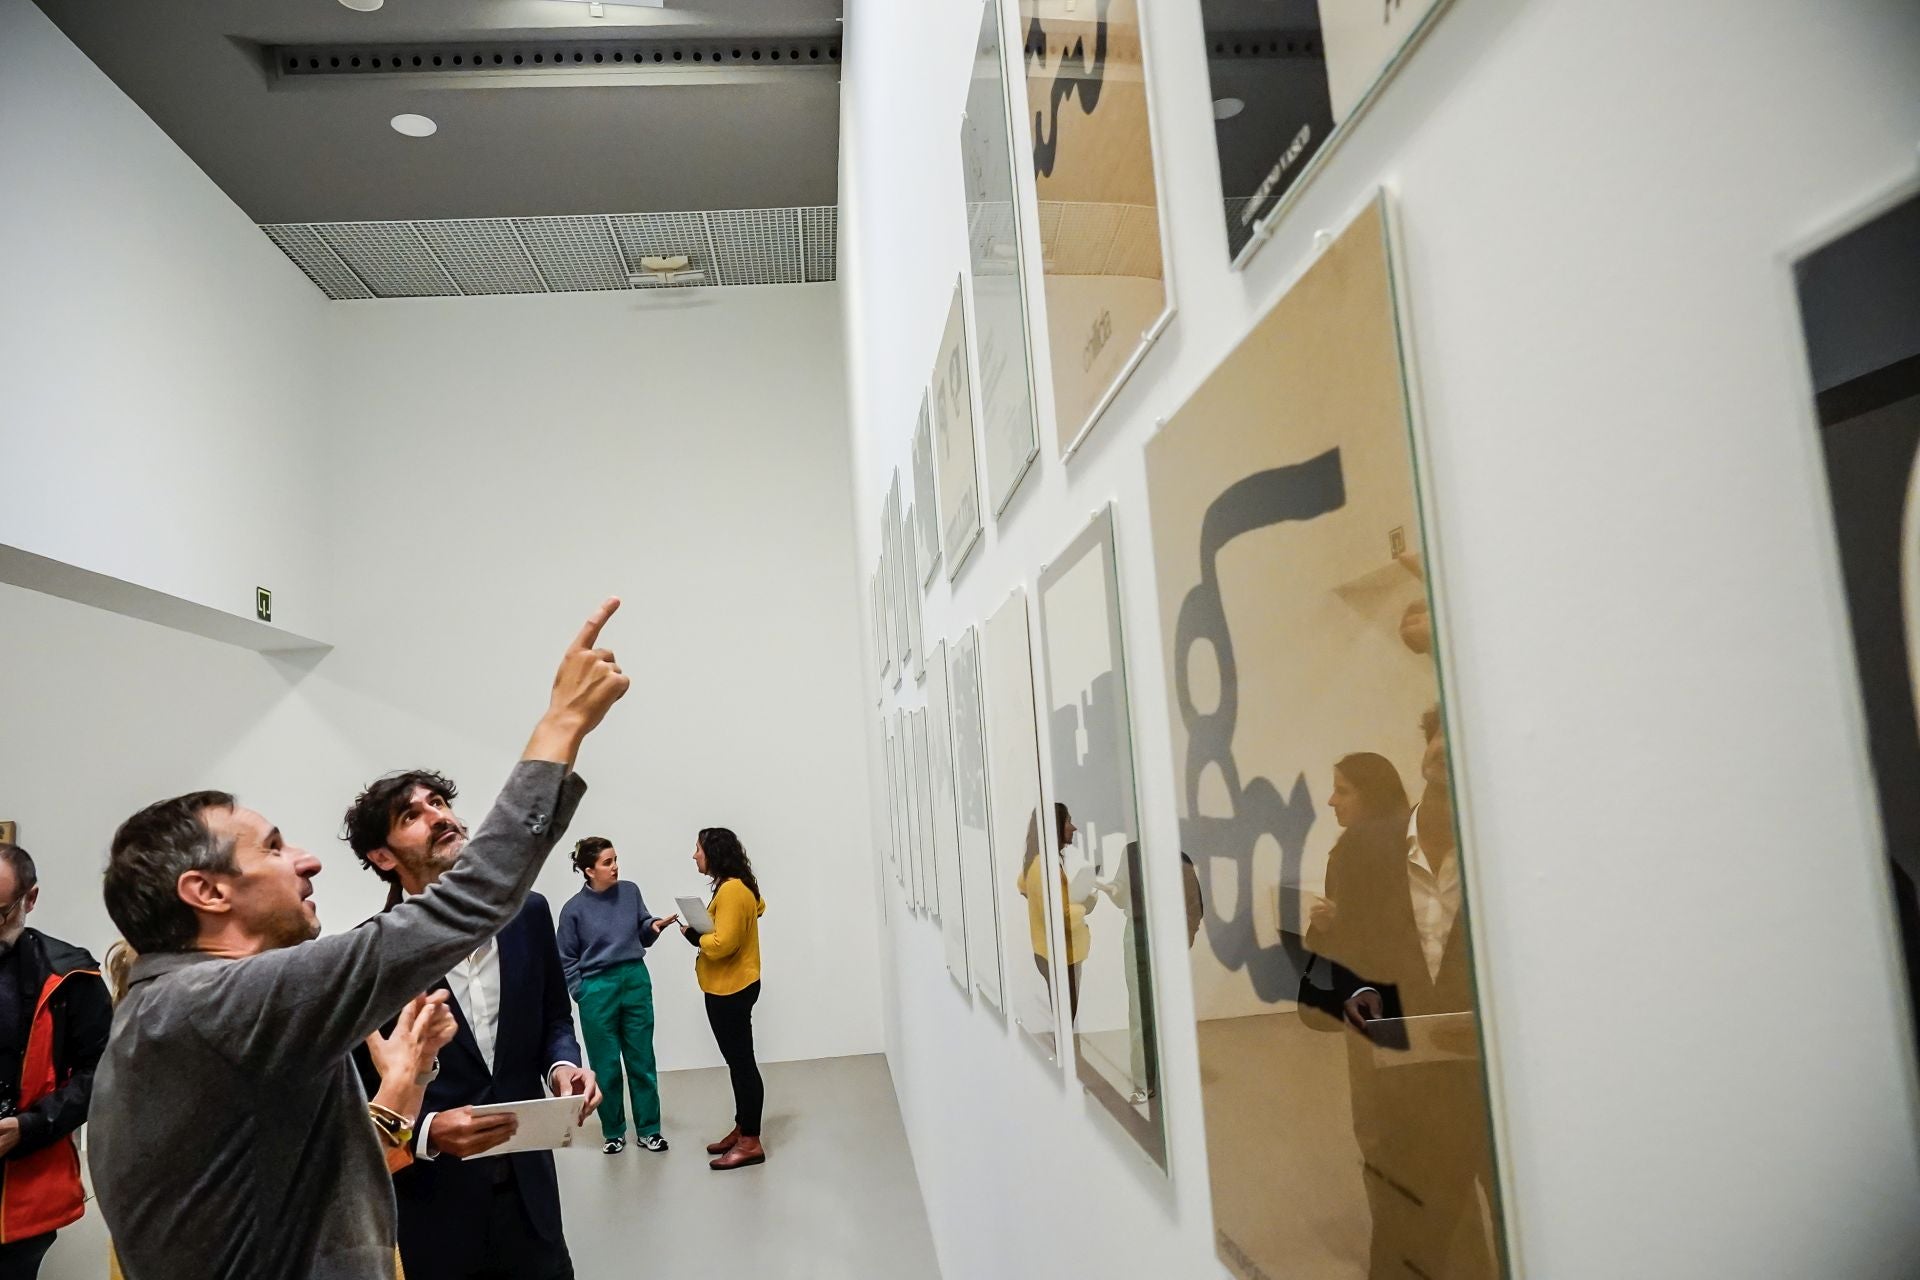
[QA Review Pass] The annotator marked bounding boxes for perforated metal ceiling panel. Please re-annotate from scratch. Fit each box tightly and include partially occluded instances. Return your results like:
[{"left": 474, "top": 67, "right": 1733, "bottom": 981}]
[{"left": 264, "top": 205, "right": 838, "bottom": 300}]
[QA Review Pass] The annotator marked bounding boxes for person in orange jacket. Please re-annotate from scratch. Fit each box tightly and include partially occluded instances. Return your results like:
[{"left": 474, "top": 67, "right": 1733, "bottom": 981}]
[{"left": 0, "top": 841, "right": 110, "bottom": 1279}]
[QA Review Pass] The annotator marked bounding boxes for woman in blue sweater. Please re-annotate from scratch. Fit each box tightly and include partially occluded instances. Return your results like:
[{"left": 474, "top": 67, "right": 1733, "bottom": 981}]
[{"left": 557, "top": 836, "right": 676, "bottom": 1154}]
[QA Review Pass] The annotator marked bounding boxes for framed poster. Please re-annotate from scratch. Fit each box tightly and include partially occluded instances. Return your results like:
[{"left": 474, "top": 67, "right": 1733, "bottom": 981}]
[
  {"left": 905, "top": 706, "right": 928, "bottom": 914},
  {"left": 886, "top": 719, "right": 906, "bottom": 888},
  {"left": 885, "top": 475, "right": 909, "bottom": 686},
  {"left": 1795, "top": 185, "right": 1920, "bottom": 1057},
  {"left": 1036, "top": 505, "right": 1164, "bottom": 1167},
  {"left": 881, "top": 717, "right": 902, "bottom": 883},
  {"left": 912, "top": 396, "right": 943, "bottom": 588},
  {"left": 912, "top": 709, "right": 940, "bottom": 920},
  {"left": 1203, "top": 0, "right": 1451, "bottom": 266},
  {"left": 951, "top": 626, "right": 1005, "bottom": 1009},
  {"left": 873, "top": 570, "right": 890, "bottom": 693},
  {"left": 962, "top": 0, "right": 1041, "bottom": 518},
  {"left": 982, "top": 587, "right": 1064, "bottom": 1059},
  {"left": 926, "top": 638, "right": 972, "bottom": 988},
  {"left": 904, "top": 514, "right": 927, "bottom": 684},
  {"left": 1016, "top": 0, "right": 1174, "bottom": 459},
  {"left": 1145, "top": 197, "right": 1506, "bottom": 1278},
  {"left": 933, "top": 279, "right": 987, "bottom": 580}
]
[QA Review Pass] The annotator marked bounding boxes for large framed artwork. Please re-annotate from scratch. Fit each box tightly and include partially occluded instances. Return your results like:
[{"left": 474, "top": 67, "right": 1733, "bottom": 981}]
[
  {"left": 962, "top": 0, "right": 1041, "bottom": 517},
  {"left": 1795, "top": 185, "right": 1920, "bottom": 1057},
  {"left": 1035, "top": 505, "right": 1164, "bottom": 1167},
  {"left": 1016, "top": 0, "right": 1174, "bottom": 459},
  {"left": 873, "top": 570, "right": 890, "bottom": 695},
  {"left": 982, "top": 587, "right": 1065, "bottom": 1059},
  {"left": 912, "top": 395, "right": 943, "bottom": 588},
  {"left": 1202, "top": 1, "right": 1451, "bottom": 267},
  {"left": 951, "top": 626, "right": 1006, "bottom": 1009},
  {"left": 926, "top": 638, "right": 972, "bottom": 988},
  {"left": 1145, "top": 196, "right": 1506, "bottom": 1279},
  {"left": 933, "top": 279, "right": 987, "bottom": 580},
  {"left": 912, "top": 709, "right": 940, "bottom": 920}
]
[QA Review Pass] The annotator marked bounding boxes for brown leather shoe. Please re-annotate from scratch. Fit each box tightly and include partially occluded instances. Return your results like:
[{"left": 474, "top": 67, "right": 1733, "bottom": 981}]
[
  {"left": 705, "top": 1126, "right": 741, "bottom": 1155},
  {"left": 709, "top": 1139, "right": 765, "bottom": 1170}
]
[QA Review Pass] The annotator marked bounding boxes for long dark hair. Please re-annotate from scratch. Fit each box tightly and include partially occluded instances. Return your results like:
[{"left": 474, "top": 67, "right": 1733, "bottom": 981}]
[
  {"left": 1334, "top": 752, "right": 1411, "bottom": 823},
  {"left": 698, "top": 827, "right": 759, "bottom": 899}
]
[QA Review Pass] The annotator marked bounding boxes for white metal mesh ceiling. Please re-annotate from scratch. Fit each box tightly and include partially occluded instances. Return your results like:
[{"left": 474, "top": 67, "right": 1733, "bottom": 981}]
[{"left": 264, "top": 205, "right": 839, "bottom": 300}]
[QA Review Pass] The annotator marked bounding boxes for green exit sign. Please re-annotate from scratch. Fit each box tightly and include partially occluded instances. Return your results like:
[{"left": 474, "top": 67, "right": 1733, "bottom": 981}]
[{"left": 255, "top": 588, "right": 272, "bottom": 623}]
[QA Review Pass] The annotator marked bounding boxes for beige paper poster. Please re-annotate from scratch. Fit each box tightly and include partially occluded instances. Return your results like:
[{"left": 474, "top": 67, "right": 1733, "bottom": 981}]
[
  {"left": 1017, "top": 0, "right": 1170, "bottom": 456},
  {"left": 932, "top": 279, "right": 986, "bottom": 578}
]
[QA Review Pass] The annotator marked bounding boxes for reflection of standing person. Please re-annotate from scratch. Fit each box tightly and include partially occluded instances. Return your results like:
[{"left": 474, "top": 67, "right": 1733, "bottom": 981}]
[
  {"left": 557, "top": 838, "right": 677, "bottom": 1156},
  {"left": 682, "top": 828, "right": 768, "bottom": 1171},
  {"left": 1318, "top": 708, "right": 1497, "bottom": 1280},
  {"left": 1020, "top": 804, "right": 1087, "bottom": 1020},
  {"left": 1311, "top": 752, "right": 1411, "bottom": 938}
]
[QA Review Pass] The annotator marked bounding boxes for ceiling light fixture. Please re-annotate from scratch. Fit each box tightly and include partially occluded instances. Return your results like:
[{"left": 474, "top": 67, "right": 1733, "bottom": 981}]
[
  {"left": 1212, "top": 97, "right": 1246, "bottom": 121},
  {"left": 390, "top": 113, "right": 437, "bottom": 137},
  {"left": 338, "top": 0, "right": 385, "bottom": 11}
]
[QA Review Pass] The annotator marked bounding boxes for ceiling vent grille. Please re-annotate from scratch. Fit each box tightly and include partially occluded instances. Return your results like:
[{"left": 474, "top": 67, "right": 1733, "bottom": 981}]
[
  {"left": 270, "top": 38, "right": 840, "bottom": 80},
  {"left": 263, "top": 205, "right": 838, "bottom": 300}
]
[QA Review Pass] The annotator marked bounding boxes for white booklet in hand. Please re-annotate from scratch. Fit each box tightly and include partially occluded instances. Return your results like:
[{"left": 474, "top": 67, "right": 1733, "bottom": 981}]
[
  {"left": 675, "top": 895, "right": 715, "bottom": 935},
  {"left": 466, "top": 1095, "right": 587, "bottom": 1156}
]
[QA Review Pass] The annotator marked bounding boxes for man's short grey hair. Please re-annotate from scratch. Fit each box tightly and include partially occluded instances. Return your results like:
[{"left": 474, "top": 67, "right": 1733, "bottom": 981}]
[
  {"left": 0, "top": 843, "right": 36, "bottom": 899},
  {"left": 105, "top": 791, "right": 240, "bottom": 954}
]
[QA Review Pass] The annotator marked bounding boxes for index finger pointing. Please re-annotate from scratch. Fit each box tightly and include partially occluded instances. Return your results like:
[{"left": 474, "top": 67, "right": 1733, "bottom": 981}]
[{"left": 571, "top": 597, "right": 621, "bottom": 651}]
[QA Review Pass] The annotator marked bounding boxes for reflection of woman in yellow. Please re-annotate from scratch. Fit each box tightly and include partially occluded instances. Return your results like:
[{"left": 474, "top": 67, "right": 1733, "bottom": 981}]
[{"left": 1020, "top": 803, "right": 1088, "bottom": 1020}]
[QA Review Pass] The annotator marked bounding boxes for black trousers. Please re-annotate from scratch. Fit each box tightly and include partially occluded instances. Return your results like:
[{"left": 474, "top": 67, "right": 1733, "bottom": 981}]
[
  {"left": 704, "top": 981, "right": 764, "bottom": 1138},
  {"left": 0, "top": 1232, "right": 56, "bottom": 1280}
]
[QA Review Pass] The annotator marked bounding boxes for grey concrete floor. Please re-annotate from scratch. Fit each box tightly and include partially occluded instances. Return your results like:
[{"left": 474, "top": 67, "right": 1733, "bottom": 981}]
[{"left": 49, "top": 1053, "right": 939, "bottom": 1280}]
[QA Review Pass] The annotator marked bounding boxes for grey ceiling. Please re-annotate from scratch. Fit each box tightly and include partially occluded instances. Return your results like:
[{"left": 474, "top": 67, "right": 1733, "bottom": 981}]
[{"left": 30, "top": 0, "right": 843, "bottom": 224}]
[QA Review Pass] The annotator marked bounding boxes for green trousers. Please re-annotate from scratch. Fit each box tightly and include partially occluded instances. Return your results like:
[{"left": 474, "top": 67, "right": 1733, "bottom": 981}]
[{"left": 576, "top": 960, "right": 661, "bottom": 1141}]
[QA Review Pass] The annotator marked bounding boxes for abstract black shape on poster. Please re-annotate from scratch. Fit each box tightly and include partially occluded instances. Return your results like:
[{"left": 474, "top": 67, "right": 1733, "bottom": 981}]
[
  {"left": 1023, "top": 0, "right": 1109, "bottom": 179},
  {"left": 1171, "top": 447, "right": 1347, "bottom": 1002}
]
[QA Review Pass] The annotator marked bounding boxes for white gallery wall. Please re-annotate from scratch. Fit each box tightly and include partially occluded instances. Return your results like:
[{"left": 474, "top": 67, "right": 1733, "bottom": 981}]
[
  {"left": 1, "top": 0, "right": 880, "bottom": 1077},
  {"left": 0, "top": 0, "right": 334, "bottom": 639},
  {"left": 839, "top": 1, "right": 1920, "bottom": 1278}
]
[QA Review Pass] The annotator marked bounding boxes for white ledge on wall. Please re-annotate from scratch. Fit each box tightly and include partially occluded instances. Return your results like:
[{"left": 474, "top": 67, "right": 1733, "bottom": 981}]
[{"left": 0, "top": 543, "right": 331, "bottom": 655}]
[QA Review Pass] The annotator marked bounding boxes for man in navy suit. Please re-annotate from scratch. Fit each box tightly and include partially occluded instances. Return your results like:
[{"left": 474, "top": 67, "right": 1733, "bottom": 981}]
[{"left": 345, "top": 770, "right": 600, "bottom": 1280}]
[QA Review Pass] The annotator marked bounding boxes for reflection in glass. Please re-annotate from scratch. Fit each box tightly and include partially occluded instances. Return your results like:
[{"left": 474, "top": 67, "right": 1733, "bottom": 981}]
[
  {"left": 1144, "top": 198, "right": 1504, "bottom": 1279},
  {"left": 982, "top": 588, "right": 1061, "bottom": 1056},
  {"left": 1202, "top": 0, "right": 1448, "bottom": 265},
  {"left": 926, "top": 639, "right": 972, "bottom": 987},
  {"left": 951, "top": 627, "right": 1005, "bottom": 1009},
  {"left": 962, "top": 0, "right": 1040, "bottom": 516},
  {"left": 1795, "top": 190, "right": 1920, "bottom": 1053},
  {"left": 1015, "top": 0, "right": 1171, "bottom": 457},
  {"left": 1035, "top": 506, "right": 1165, "bottom": 1167}
]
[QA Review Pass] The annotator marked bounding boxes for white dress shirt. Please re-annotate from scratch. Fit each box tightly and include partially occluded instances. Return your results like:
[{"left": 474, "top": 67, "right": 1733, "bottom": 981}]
[
  {"left": 1404, "top": 806, "right": 1462, "bottom": 984},
  {"left": 401, "top": 895, "right": 579, "bottom": 1159}
]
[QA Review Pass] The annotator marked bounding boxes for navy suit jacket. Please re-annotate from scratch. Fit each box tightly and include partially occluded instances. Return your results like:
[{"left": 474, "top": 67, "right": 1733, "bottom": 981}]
[{"left": 354, "top": 893, "right": 580, "bottom": 1278}]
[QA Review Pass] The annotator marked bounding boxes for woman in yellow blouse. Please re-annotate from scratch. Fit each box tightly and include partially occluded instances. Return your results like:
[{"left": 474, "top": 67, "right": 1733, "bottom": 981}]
[
  {"left": 681, "top": 827, "right": 768, "bottom": 1171},
  {"left": 1020, "top": 804, "right": 1090, "bottom": 1021}
]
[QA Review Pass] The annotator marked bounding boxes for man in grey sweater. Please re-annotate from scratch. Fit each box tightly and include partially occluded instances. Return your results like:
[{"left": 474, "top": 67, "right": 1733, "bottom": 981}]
[{"left": 88, "top": 598, "right": 632, "bottom": 1280}]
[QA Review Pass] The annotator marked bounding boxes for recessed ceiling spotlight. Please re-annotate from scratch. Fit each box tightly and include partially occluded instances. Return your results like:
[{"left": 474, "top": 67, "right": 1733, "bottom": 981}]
[
  {"left": 390, "top": 114, "right": 437, "bottom": 138},
  {"left": 1212, "top": 96, "right": 1246, "bottom": 121},
  {"left": 339, "top": 0, "right": 385, "bottom": 11}
]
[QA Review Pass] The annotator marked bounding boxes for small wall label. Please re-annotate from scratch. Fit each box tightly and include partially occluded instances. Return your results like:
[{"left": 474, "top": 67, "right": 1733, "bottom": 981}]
[{"left": 256, "top": 588, "right": 273, "bottom": 623}]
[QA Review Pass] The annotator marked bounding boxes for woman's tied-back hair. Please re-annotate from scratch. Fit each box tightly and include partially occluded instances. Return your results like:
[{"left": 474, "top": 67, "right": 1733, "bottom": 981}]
[
  {"left": 572, "top": 836, "right": 614, "bottom": 878},
  {"left": 696, "top": 827, "right": 759, "bottom": 899}
]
